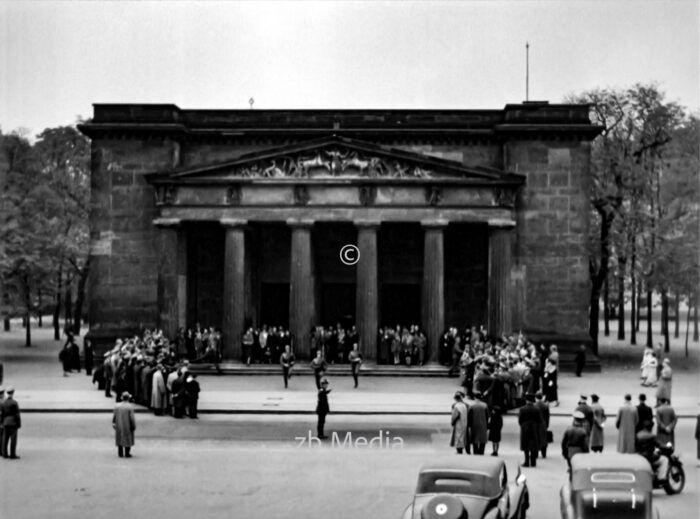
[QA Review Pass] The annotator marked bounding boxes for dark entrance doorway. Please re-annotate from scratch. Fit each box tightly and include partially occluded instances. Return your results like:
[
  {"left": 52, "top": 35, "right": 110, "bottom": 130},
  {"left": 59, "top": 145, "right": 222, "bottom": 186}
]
[
  {"left": 260, "top": 283, "right": 289, "bottom": 328},
  {"left": 381, "top": 283, "right": 421, "bottom": 328},
  {"left": 321, "top": 283, "right": 355, "bottom": 327}
]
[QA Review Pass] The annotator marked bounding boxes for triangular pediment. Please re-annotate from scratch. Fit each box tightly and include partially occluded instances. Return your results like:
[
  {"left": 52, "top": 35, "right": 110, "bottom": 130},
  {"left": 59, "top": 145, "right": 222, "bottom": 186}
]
[{"left": 148, "top": 136, "right": 523, "bottom": 184}]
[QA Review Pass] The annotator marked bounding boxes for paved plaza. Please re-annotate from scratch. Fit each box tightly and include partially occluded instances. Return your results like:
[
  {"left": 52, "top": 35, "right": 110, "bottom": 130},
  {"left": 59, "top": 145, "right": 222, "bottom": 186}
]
[{"left": 1, "top": 324, "right": 699, "bottom": 519}]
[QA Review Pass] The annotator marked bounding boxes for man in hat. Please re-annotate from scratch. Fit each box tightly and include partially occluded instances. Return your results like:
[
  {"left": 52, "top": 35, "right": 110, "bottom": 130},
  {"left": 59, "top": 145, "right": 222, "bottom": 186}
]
[
  {"left": 518, "top": 393, "right": 543, "bottom": 467},
  {"left": 112, "top": 392, "right": 135, "bottom": 458},
  {"left": 575, "top": 395, "right": 594, "bottom": 438},
  {"left": 616, "top": 394, "right": 638, "bottom": 453},
  {"left": 589, "top": 394, "right": 606, "bottom": 453},
  {"left": 1, "top": 386, "right": 21, "bottom": 459},
  {"left": 561, "top": 411, "right": 589, "bottom": 478},
  {"left": 636, "top": 394, "right": 654, "bottom": 433},
  {"left": 450, "top": 391, "right": 469, "bottom": 454},
  {"left": 655, "top": 398, "right": 677, "bottom": 446},
  {"left": 316, "top": 378, "right": 331, "bottom": 439},
  {"left": 534, "top": 392, "right": 550, "bottom": 458},
  {"left": 468, "top": 392, "right": 489, "bottom": 455}
]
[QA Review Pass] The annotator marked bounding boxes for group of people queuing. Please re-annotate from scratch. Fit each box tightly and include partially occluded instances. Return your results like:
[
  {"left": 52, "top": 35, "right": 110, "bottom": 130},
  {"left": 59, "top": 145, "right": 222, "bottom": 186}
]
[
  {"left": 379, "top": 325, "right": 428, "bottom": 366},
  {"left": 90, "top": 330, "right": 202, "bottom": 421},
  {"left": 443, "top": 328, "right": 562, "bottom": 412}
]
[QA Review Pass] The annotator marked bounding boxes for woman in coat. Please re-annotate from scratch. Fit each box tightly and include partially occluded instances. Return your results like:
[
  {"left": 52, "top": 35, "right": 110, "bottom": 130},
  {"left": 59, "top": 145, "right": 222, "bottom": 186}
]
[
  {"left": 655, "top": 359, "right": 673, "bottom": 405},
  {"left": 113, "top": 392, "right": 136, "bottom": 458},
  {"left": 450, "top": 392, "right": 469, "bottom": 454},
  {"left": 589, "top": 394, "right": 606, "bottom": 452},
  {"left": 644, "top": 355, "right": 658, "bottom": 386},
  {"left": 488, "top": 406, "right": 503, "bottom": 456}
]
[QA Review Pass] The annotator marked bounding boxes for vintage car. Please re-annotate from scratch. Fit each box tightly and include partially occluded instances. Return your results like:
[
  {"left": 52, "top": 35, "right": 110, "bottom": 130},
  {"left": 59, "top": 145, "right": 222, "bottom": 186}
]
[
  {"left": 401, "top": 458, "right": 529, "bottom": 519},
  {"left": 560, "top": 453, "right": 660, "bottom": 519}
]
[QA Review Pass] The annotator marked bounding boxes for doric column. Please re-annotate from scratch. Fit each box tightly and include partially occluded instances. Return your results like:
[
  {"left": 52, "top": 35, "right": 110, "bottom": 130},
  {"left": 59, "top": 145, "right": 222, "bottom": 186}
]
[
  {"left": 288, "top": 218, "right": 316, "bottom": 358},
  {"left": 487, "top": 219, "right": 515, "bottom": 338},
  {"left": 154, "top": 218, "right": 186, "bottom": 340},
  {"left": 421, "top": 219, "right": 448, "bottom": 362},
  {"left": 355, "top": 220, "right": 380, "bottom": 360},
  {"left": 221, "top": 218, "right": 247, "bottom": 360}
]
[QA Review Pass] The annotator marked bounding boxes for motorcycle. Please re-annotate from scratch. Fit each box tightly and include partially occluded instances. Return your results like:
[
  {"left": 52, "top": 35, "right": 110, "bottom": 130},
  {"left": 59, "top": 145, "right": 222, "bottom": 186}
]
[{"left": 652, "top": 442, "right": 685, "bottom": 495}]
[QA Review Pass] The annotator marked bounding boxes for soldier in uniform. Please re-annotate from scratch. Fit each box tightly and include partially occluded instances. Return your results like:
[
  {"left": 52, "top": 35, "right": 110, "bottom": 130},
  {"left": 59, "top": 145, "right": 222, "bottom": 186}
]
[
  {"left": 316, "top": 378, "right": 331, "bottom": 439},
  {"left": 348, "top": 343, "right": 363, "bottom": 388},
  {"left": 280, "top": 345, "right": 295, "bottom": 389},
  {"left": 561, "top": 410, "right": 589, "bottom": 478},
  {"left": 309, "top": 350, "right": 328, "bottom": 390}
]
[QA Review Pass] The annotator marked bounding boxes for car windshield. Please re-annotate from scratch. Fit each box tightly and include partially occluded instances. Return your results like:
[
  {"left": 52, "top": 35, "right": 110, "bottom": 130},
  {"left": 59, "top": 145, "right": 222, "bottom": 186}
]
[{"left": 417, "top": 472, "right": 499, "bottom": 498}]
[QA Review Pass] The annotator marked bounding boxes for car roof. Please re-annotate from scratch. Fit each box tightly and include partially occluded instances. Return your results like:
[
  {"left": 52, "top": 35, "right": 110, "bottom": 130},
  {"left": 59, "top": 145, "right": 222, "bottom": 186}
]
[
  {"left": 419, "top": 458, "right": 504, "bottom": 478},
  {"left": 570, "top": 454, "right": 652, "bottom": 472}
]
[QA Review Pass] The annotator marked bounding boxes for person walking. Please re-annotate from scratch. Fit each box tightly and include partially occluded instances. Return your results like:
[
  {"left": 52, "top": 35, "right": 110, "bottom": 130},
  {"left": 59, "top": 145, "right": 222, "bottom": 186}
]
[
  {"left": 616, "top": 394, "right": 639, "bottom": 453},
  {"left": 468, "top": 393, "right": 489, "bottom": 455},
  {"left": 655, "top": 359, "right": 673, "bottom": 406},
  {"left": 543, "top": 358, "right": 558, "bottom": 406},
  {"left": 59, "top": 343, "right": 72, "bottom": 377},
  {"left": 348, "top": 343, "right": 363, "bottom": 388},
  {"left": 574, "top": 345, "right": 586, "bottom": 377},
  {"left": 534, "top": 392, "right": 550, "bottom": 459},
  {"left": 589, "top": 394, "right": 606, "bottom": 453},
  {"left": 561, "top": 411, "right": 589, "bottom": 478},
  {"left": 636, "top": 394, "right": 654, "bottom": 433},
  {"left": 518, "top": 393, "right": 543, "bottom": 467},
  {"left": 112, "top": 392, "right": 136, "bottom": 458},
  {"left": 316, "top": 378, "right": 331, "bottom": 439},
  {"left": 280, "top": 345, "right": 295, "bottom": 389},
  {"left": 575, "top": 395, "right": 594, "bottom": 439},
  {"left": 310, "top": 350, "right": 328, "bottom": 390},
  {"left": 1, "top": 386, "right": 21, "bottom": 459},
  {"left": 450, "top": 392, "right": 469, "bottom": 454},
  {"left": 655, "top": 398, "right": 677, "bottom": 446},
  {"left": 69, "top": 333, "right": 81, "bottom": 373},
  {"left": 488, "top": 405, "right": 503, "bottom": 456}
]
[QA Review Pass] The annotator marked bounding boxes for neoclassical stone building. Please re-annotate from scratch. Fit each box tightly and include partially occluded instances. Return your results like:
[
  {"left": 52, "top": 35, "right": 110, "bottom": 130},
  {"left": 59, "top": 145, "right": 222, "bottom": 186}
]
[{"left": 79, "top": 102, "right": 600, "bottom": 360}]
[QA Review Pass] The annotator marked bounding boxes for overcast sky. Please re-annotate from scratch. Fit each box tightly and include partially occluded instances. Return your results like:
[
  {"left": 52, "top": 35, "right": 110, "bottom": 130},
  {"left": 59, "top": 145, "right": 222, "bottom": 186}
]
[{"left": 1, "top": 0, "right": 698, "bottom": 136}]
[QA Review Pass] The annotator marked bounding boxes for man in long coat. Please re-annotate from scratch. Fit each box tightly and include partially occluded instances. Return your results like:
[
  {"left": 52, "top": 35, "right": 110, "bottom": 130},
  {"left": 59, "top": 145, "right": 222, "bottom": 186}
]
[
  {"left": 655, "top": 359, "right": 673, "bottom": 405},
  {"left": 450, "top": 392, "right": 469, "bottom": 454},
  {"left": 112, "top": 392, "right": 136, "bottom": 458},
  {"left": 468, "top": 393, "right": 489, "bottom": 455},
  {"left": 636, "top": 394, "right": 654, "bottom": 433},
  {"left": 589, "top": 394, "right": 606, "bottom": 452},
  {"left": 518, "top": 393, "right": 543, "bottom": 467},
  {"left": 655, "top": 398, "right": 677, "bottom": 446},
  {"left": 150, "top": 365, "right": 167, "bottom": 416},
  {"left": 534, "top": 392, "right": 550, "bottom": 458},
  {"left": 316, "top": 378, "right": 331, "bottom": 439},
  {"left": 616, "top": 394, "right": 638, "bottom": 453},
  {"left": 561, "top": 411, "right": 589, "bottom": 478}
]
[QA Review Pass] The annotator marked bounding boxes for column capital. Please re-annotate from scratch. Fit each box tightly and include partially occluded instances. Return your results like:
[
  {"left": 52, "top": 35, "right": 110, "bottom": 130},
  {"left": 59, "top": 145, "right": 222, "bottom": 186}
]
[
  {"left": 354, "top": 219, "right": 381, "bottom": 229},
  {"left": 286, "top": 218, "right": 315, "bottom": 228},
  {"left": 220, "top": 218, "right": 248, "bottom": 228},
  {"left": 421, "top": 219, "right": 449, "bottom": 229},
  {"left": 153, "top": 217, "right": 181, "bottom": 228},
  {"left": 487, "top": 218, "right": 516, "bottom": 229}
]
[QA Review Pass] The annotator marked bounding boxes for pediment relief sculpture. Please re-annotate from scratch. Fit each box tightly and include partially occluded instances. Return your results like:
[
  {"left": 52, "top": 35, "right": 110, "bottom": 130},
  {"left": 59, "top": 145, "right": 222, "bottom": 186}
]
[{"left": 234, "top": 148, "right": 435, "bottom": 179}]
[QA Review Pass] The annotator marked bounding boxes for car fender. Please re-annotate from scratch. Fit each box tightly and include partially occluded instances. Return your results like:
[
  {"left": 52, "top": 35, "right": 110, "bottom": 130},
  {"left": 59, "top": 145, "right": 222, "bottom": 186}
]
[
  {"left": 507, "top": 482, "right": 528, "bottom": 519},
  {"left": 559, "top": 483, "right": 573, "bottom": 519}
]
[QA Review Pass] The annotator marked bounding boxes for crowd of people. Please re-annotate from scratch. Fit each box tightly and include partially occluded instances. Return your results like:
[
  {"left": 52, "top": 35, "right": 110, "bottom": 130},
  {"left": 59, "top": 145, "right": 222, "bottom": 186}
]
[
  {"left": 379, "top": 325, "right": 428, "bottom": 366},
  {"left": 89, "top": 329, "right": 202, "bottom": 421}
]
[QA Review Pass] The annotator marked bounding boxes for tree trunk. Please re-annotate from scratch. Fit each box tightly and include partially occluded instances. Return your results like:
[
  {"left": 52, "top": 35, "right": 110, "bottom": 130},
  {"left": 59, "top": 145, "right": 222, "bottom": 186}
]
[
  {"left": 630, "top": 266, "right": 637, "bottom": 345},
  {"left": 646, "top": 289, "right": 653, "bottom": 348},
  {"left": 673, "top": 294, "right": 680, "bottom": 338},
  {"left": 53, "top": 266, "right": 63, "bottom": 341},
  {"left": 661, "top": 290, "right": 670, "bottom": 353},
  {"left": 72, "top": 257, "right": 91, "bottom": 335},
  {"left": 617, "top": 261, "right": 625, "bottom": 340},
  {"left": 589, "top": 210, "right": 615, "bottom": 356},
  {"left": 636, "top": 280, "right": 642, "bottom": 332},
  {"left": 603, "top": 277, "right": 610, "bottom": 336},
  {"left": 693, "top": 303, "right": 698, "bottom": 342},
  {"left": 3, "top": 318, "right": 9, "bottom": 331},
  {"left": 23, "top": 273, "right": 31, "bottom": 347},
  {"left": 685, "top": 299, "right": 691, "bottom": 357},
  {"left": 64, "top": 285, "right": 73, "bottom": 335},
  {"left": 38, "top": 288, "right": 43, "bottom": 327}
]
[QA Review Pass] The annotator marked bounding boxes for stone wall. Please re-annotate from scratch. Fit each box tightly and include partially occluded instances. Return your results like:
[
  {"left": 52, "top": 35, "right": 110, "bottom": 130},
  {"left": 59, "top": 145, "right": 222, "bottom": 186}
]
[
  {"left": 88, "top": 137, "right": 178, "bottom": 341},
  {"left": 505, "top": 140, "right": 591, "bottom": 337}
]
